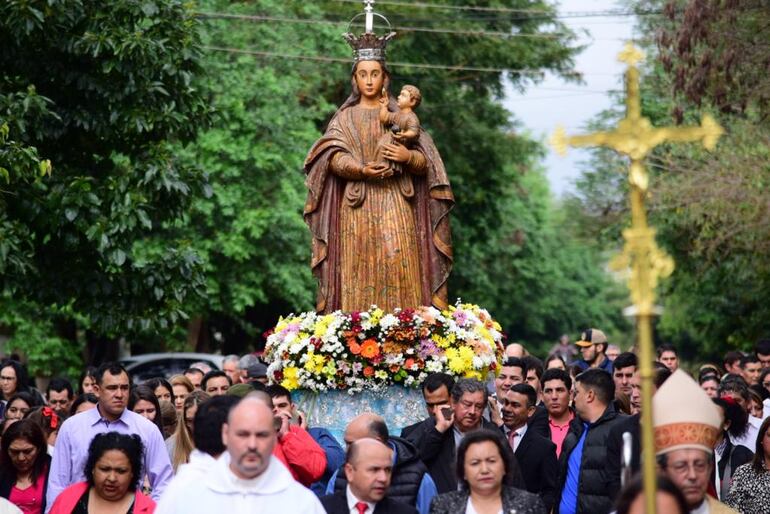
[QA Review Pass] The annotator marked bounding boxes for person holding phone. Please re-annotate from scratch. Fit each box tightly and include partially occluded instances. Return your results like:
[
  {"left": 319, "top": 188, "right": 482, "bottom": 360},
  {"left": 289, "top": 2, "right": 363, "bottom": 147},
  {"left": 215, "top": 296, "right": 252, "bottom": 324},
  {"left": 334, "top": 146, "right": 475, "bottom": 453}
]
[
  {"left": 265, "top": 385, "right": 332, "bottom": 490},
  {"left": 403, "top": 379, "right": 522, "bottom": 494}
]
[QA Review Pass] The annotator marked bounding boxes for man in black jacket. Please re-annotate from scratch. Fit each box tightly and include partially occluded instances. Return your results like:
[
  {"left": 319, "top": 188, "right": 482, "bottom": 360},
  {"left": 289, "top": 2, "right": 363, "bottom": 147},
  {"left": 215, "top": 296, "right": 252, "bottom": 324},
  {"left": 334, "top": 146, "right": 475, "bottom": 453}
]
[
  {"left": 327, "top": 413, "right": 436, "bottom": 514},
  {"left": 400, "top": 373, "right": 455, "bottom": 440},
  {"left": 321, "top": 438, "right": 418, "bottom": 514},
  {"left": 500, "top": 383, "right": 558, "bottom": 511},
  {"left": 556, "top": 368, "right": 624, "bottom": 514},
  {"left": 404, "top": 378, "right": 520, "bottom": 493}
]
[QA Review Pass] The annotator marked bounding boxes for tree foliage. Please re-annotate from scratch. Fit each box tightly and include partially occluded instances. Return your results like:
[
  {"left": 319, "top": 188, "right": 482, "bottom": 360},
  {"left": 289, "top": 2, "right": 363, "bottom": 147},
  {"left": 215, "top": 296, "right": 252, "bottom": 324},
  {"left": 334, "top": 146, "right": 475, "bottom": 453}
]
[
  {"left": 0, "top": 0, "right": 212, "bottom": 372},
  {"left": 2, "top": 0, "right": 631, "bottom": 370},
  {"left": 570, "top": 0, "right": 770, "bottom": 359}
]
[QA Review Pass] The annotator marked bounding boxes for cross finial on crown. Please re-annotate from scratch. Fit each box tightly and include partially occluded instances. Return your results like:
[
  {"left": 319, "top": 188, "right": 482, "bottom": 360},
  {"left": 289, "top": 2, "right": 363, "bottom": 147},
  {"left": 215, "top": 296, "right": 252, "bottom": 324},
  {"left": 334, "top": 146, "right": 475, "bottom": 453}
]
[{"left": 343, "top": 0, "right": 396, "bottom": 63}]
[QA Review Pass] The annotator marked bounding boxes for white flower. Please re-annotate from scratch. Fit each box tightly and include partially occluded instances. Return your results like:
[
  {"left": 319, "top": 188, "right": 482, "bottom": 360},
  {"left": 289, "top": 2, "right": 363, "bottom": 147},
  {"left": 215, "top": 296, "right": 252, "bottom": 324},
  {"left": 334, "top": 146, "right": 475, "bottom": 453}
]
[
  {"left": 472, "top": 356, "right": 484, "bottom": 369},
  {"left": 379, "top": 314, "right": 398, "bottom": 329},
  {"left": 289, "top": 342, "right": 305, "bottom": 355}
]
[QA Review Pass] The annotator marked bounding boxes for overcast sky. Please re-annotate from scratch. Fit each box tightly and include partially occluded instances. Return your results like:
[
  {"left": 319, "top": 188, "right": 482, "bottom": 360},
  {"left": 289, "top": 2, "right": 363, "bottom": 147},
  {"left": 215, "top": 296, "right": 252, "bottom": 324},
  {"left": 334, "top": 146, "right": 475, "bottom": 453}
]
[{"left": 502, "top": 0, "right": 636, "bottom": 196}]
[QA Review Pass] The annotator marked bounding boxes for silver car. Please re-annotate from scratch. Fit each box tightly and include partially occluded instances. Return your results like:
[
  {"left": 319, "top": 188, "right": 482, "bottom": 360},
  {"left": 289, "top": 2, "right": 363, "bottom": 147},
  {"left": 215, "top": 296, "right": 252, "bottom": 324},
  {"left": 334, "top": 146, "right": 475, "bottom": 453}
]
[{"left": 118, "top": 352, "right": 224, "bottom": 382}]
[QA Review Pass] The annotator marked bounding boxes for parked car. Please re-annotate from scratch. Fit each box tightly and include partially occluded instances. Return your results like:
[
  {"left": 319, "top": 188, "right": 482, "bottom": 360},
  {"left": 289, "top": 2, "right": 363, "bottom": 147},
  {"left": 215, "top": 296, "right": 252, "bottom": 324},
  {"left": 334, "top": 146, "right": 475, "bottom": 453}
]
[{"left": 118, "top": 352, "right": 224, "bottom": 383}]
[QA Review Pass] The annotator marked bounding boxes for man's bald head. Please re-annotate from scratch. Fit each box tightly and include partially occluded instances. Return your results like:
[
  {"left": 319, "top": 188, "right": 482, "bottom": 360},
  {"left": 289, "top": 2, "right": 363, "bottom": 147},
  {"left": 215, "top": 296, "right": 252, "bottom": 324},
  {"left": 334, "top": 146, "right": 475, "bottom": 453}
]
[
  {"left": 505, "top": 343, "right": 526, "bottom": 359},
  {"left": 223, "top": 396, "right": 276, "bottom": 479},
  {"left": 344, "top": 412, "right": 389, "bottom": 446},
  {"left": 344, "top": 438, "right": 394, "bottom": 503}
]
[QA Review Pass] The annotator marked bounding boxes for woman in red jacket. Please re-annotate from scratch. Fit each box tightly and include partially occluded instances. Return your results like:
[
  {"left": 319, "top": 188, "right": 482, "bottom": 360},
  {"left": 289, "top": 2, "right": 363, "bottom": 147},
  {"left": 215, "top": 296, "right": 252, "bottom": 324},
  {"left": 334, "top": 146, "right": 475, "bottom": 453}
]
[{"left": 48, "top": 433, "right": 154, "bottom": 514}]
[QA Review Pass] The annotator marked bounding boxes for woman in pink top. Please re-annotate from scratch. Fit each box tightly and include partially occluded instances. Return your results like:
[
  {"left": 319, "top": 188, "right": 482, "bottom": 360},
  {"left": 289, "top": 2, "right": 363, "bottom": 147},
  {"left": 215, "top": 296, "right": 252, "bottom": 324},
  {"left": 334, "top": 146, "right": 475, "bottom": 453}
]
[
  {"left": 48, "top": 432, "right": 154, "bottom": 514},
  {"left": 0, "top": 420, "right": 51, "bottom": 514}
]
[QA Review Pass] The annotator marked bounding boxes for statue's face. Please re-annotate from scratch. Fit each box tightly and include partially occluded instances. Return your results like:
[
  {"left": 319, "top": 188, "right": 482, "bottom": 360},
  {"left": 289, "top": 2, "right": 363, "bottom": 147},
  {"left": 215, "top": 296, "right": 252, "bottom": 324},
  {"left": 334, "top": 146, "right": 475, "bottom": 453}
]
[{"left": 354, "top": 60, "right": 385, "bottom": 100}]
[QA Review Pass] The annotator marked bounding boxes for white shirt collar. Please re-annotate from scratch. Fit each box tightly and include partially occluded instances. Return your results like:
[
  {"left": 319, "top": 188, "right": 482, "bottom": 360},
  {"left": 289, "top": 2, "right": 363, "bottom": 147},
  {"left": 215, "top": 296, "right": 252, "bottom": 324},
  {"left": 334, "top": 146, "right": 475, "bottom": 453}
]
[
  {"left": 346, "top": 485, "right": 375, "bottom": 514},
  {"left": 690, "top": 499, "right": 709, "bottom": 514}
]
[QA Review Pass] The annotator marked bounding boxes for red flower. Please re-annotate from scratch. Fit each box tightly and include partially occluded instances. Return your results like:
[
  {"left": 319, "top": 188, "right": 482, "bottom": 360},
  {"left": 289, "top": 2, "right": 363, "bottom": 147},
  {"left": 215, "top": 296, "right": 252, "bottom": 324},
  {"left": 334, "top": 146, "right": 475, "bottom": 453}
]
[
  {"left": 363, "top": 366, "right": 375, "bottom": 377},
  {"left": 351, "top": 311, "right": 362, "bottom": 323},
  {"left": 405, "top": 358, "right": 415, "bottom": 369},
  {"left": 398, "top": 309, "right": 415, "bottom": 323}
]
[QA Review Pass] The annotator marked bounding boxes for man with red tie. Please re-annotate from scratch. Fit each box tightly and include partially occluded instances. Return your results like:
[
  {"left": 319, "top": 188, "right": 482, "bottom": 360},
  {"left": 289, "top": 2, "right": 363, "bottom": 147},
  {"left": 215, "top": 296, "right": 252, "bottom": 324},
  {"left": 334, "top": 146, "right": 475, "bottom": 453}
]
[{"left": 320, "top": 438, "right": 418, "bottom": 514}]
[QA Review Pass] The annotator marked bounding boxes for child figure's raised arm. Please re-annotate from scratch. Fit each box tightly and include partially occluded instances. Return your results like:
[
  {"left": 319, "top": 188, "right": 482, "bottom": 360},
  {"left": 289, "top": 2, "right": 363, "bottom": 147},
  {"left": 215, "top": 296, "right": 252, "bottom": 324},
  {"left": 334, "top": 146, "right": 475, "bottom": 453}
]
[{"left": 379, "top": 91, "right": 391, "bottom": 125}]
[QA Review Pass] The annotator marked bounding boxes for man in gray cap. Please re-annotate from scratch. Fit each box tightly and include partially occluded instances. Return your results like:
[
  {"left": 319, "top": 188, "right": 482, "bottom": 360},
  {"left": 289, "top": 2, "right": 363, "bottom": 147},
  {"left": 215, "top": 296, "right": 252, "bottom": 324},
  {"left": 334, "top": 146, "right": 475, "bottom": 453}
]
[
  {"left": 574, "top": 328, "right": 613, "bottom": 374},
  {"left": 244, "top": 362, "right": 268, "bottom": 384}
]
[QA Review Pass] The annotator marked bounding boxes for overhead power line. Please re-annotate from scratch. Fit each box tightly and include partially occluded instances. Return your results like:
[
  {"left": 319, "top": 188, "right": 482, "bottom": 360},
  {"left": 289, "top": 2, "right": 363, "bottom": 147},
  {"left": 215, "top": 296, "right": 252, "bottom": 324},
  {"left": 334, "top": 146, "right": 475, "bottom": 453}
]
[
  {"left": 196, "top": 12, "right": 581, "bottom": 40},
  {"left": 203, "top": 45, "right": 571, "bottom": 75},
  {"left": 330, "top": 0, "right": 664, "bottom": 18}
]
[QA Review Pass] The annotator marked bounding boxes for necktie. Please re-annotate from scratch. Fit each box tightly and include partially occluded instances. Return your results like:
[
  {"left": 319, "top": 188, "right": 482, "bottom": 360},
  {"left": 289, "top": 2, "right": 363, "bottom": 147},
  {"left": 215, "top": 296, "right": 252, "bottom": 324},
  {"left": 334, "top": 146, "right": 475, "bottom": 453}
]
[
  {"left": 508, "top": 430, "right": 518, "bottom": 449},
  {"left": 355, "top": 502, "right": 368, "bottom": 514}
]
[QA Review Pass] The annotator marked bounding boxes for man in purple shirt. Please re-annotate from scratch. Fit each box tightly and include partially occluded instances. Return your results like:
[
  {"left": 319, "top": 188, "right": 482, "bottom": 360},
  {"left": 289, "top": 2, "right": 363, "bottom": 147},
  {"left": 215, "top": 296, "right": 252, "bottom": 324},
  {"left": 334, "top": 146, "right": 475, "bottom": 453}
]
[{"left": 45, "top": 363, "right": 173, "bottom": 511}]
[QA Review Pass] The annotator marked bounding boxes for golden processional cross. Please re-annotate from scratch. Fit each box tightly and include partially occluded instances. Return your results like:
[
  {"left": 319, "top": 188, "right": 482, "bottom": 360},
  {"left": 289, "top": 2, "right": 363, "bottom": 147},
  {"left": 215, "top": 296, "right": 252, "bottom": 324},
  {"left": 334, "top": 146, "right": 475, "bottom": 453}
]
[{"left": 551, "top": 43, "right": 723, "bottom": 513}]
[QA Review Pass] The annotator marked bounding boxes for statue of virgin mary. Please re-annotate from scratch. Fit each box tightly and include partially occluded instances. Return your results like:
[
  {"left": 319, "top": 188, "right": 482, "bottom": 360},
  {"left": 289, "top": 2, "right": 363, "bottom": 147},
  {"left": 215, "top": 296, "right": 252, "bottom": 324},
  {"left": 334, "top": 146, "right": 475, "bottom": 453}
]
[{"left": 303, "top": 27, "right": 453, "bottom": 314}]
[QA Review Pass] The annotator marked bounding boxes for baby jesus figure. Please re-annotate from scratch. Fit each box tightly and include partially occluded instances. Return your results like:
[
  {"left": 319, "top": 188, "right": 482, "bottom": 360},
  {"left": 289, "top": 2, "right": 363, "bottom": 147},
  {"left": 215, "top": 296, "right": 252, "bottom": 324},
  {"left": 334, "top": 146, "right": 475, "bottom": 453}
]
[{"left": 375, "top": 84, "right": 422, "bottom": 177}]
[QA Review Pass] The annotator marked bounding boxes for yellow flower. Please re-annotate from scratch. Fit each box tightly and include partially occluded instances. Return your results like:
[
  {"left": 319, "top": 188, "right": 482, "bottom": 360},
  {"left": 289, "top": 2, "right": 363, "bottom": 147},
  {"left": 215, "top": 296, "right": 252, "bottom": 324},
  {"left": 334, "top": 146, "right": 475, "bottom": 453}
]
[
  {"left": 303, "top": 353, "right": 327, "bottom": 374},
  {"left": 281, "top": 366, "right": 299, "bottom": 390},
  {"left": 458, "top": 346, "right": 475, "bottom": 365},
  {"left": 432, "top": 334, "right": 450, "bottom": 348},
  {"left": 446, "top": 347, "right": 466, "bottom": 373},
  {"left": 463, "top": 370, "right": 483, "bottom": 380},
  {"left": 314, "top": 320, "right": 329, "bottom": 337},
  {"left": 370, "top": 308, "right": 384, "bottom": 325}
]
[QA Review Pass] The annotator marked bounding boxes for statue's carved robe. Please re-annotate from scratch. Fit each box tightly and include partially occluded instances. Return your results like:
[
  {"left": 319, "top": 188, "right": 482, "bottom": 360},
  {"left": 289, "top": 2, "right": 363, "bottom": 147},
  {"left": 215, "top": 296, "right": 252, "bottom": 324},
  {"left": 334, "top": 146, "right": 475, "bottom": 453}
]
[{"left": 304, "top": 104, "right": 453, "bottom": 313}]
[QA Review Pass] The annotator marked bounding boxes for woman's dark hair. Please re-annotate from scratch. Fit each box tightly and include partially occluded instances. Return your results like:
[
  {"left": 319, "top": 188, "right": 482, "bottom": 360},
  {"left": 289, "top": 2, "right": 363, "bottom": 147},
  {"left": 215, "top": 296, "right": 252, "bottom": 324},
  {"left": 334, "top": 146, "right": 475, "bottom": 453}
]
[
  {"left": 544, "top": 354, "right": 567, "bottom": 369},
  {"left": 77, "top": 367, "right": 98, "bottom": 395},
  {"left": 143, "top": 378, "right": 174, "bottom": 403},
  {"left": 751, "top": 382, "right": 770, "bottom": 402},
  {"left": 751, "top": 416, "right": 770, "bottom": 473},
  {"left": 615, "top": 474, "right": 688, "bottom": 514},
  {"left": 128, "top": 385, "right": 163, "bottom": 434},
  {"left": 69, "top": 393, "right": 98, "bottom": 417},
  {"left": 84, "top": 432, "right": 144, "bottom": 489},
  {"left": 456, "top": 429, "right": 522, "bottom": 491},
  {"left": 713, "top": 397, "right": 749, "bottom": 440},
  {"left": 759, "top": 368, "right": 770, "bottom": 393},
  {"left": 0, "top": 419, "right": 49, "bottom": 484},
  {"left": 0, "top": 360, "right": 30, "bottom": 398},
  {"left": 6, "top": 391, "right": 41, "bottom": 415}
]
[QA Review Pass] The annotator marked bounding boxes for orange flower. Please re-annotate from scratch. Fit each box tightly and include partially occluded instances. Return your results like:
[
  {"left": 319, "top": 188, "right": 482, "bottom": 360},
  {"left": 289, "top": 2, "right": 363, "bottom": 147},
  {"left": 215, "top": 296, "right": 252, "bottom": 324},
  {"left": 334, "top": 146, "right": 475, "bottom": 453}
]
[
  {"left": 390, "top": 364, "right": 401, "bottom": 373},
  {"left": 363, "top": 366, "right": 375, "bottom": 377},
  {"left": 405, "top": 358, "right": 415, "bottom": 369},
  {"left": 360, "top": 339, "right": 380, "bottom": 359},
  {"left": 348, "top": 339, "right": 362, "bottom": 355}
]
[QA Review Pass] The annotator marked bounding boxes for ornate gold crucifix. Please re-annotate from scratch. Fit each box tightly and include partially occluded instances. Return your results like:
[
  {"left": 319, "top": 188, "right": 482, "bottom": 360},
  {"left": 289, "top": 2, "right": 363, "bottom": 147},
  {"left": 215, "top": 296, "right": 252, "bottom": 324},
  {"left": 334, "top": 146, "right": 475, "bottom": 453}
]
[{"left": 551, "top": 42, "right": 724, "bottom": 513}]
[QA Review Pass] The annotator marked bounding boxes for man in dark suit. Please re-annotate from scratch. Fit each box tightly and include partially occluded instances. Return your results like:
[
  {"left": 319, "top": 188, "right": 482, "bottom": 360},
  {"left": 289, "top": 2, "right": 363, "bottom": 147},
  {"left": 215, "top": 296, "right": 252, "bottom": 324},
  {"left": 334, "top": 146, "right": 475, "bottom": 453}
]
[
  {"left": 321, "top": 438, "right": 418, "bottom": 514},
  {"left": 400, "top": 373, "right": 455, "bottom": 440},
  {"left": 403, "top": 378, "right": 521, "bottom": 494},
  {"left": 500, "top": 383, "right": 558, "bottom": 512},
  {"left": 490, "top": 357, "right": 549, "bottom": 438}
]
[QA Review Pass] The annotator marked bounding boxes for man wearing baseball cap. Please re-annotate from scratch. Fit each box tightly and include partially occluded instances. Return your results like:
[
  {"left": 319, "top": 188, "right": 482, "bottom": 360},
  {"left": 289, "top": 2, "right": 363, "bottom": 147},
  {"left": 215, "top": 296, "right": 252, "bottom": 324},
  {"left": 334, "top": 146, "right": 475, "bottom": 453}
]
[{"left": 574, "top": 328, "right": 613, "bottom": 374}]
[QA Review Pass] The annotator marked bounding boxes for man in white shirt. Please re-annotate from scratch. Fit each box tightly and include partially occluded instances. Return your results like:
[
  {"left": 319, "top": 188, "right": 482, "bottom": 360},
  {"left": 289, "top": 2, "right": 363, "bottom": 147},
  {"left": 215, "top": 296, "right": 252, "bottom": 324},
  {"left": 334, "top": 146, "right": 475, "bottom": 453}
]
[{"left": 156, "top": 396, "right": 324, "bottom": 513}]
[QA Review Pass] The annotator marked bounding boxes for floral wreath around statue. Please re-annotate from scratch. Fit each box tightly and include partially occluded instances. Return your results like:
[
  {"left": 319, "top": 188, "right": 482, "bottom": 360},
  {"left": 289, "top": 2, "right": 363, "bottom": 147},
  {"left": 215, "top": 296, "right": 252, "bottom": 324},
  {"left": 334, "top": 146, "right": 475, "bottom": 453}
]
[{"left": 264, "top": 302, "right": 505, "bottom": 393}]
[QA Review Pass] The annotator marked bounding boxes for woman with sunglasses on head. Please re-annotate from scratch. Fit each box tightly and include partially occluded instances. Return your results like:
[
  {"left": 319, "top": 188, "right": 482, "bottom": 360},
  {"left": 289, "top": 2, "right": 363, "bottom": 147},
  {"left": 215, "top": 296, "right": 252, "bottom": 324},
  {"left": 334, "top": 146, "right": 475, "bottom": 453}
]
[{"left": 0, "top": 420, "right": 51, "bottom": 514}]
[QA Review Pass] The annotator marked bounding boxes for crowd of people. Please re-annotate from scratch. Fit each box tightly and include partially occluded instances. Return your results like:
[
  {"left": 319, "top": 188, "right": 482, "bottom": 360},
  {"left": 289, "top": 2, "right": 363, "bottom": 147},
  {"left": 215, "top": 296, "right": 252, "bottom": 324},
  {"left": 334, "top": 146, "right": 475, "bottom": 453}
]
[{"left": 0, "top": 334, "right": 769, "bottom": 513}]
